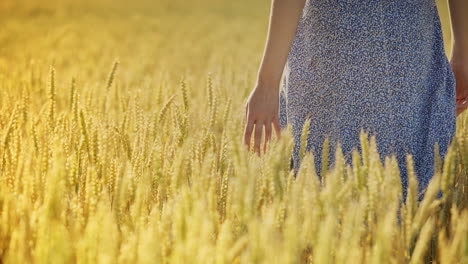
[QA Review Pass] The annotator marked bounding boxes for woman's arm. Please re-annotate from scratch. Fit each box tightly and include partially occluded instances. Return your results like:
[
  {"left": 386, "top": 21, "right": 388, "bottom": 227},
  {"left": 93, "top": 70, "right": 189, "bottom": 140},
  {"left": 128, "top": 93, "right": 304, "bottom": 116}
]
[
  {"left": 256, "top": 0, "right": 307, "bottom": 89},
  {"left": 244, "top": 0, "right": 306, "bottom": 155},
  {"left": 448, "top": 0, "right": 468, "bottom": 116},
  {"left": 448, "top": 0, "right": 468, "bottom": 50}
]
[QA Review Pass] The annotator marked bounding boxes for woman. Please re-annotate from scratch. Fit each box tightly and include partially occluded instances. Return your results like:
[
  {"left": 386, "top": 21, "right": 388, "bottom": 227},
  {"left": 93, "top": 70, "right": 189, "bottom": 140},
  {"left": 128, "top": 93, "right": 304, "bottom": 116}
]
[{"left": 243, "top": 0, "right": 467, "bottom": 200}]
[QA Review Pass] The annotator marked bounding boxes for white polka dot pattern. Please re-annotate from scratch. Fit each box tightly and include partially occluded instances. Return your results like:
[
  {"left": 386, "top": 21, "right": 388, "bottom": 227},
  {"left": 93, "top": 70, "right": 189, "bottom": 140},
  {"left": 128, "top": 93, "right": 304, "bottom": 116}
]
[{"left": 278, "top": 0, "right": 456, "bottom": 201}]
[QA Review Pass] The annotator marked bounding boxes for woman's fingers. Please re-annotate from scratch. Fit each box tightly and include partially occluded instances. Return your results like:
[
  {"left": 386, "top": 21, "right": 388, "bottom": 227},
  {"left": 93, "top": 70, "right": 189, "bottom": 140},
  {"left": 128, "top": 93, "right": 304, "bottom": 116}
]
[
  {"left": 254, "top": 120, "right": 263, "bottom": 155},
  {"left": 264, "top": 121, "right": 272, "bottom": 153},
  {"left": 272, "top": 115, "right": 281, "bottom": 140},
  {"left": 244, "top": 113, "right": 277, "bottom": 156},
  {"left": 244, "top": 111, "right": 254, "bottom": 150},
  {"left": 243, "top": 98, "right": 280, "bottom": 156},
  {"left": 244, "top": 102, "right": 249, "bottom": 122},
  {"left": 456, "top": 97, "right": 468, "bottom": 116}
]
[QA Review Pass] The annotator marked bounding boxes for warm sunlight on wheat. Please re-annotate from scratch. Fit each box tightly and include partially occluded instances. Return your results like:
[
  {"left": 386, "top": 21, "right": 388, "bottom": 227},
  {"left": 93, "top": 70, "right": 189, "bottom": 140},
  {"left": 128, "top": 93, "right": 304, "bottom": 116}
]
[{"left": 0, "top": 0, "right": 466, "bottom": 263}]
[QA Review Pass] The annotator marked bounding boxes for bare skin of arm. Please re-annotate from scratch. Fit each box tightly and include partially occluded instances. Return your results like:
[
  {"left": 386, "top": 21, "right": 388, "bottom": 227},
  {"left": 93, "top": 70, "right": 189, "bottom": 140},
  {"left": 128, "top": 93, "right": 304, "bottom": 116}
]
[
  {"left": 448, "top": 0, "right": 468, "bottom": 116},
  {"left": 243, "top": 0, "right": 466, "bottom": 155},
  {"left": 243, "top": 0, "right": 306, "bottom": 155}
]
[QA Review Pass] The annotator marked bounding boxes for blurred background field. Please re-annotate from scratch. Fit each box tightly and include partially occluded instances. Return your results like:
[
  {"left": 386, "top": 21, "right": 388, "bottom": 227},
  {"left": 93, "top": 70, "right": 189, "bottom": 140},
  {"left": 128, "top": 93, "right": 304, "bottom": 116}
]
[
  {"left": 0, "top": 0, "right": 267, "bottom": 103},
  {"left": 0, "top": 0, "right": 466, "bottom": 263},
  {"left": 0, "top": 0, "right": 456, "bottom": 117}
]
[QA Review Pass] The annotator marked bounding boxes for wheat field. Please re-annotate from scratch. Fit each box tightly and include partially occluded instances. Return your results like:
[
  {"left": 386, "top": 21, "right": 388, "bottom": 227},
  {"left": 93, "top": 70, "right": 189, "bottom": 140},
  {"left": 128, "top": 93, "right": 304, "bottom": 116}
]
[{"left": 0, "top": 0, "right": 467, "bottom": 263}]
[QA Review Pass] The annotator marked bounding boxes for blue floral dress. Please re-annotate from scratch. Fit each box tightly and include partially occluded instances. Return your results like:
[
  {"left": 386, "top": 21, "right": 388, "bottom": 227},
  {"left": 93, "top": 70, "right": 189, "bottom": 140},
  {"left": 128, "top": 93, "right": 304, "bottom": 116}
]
[{"left": 278, "top": 0, "right": 456, "bottom": 200}]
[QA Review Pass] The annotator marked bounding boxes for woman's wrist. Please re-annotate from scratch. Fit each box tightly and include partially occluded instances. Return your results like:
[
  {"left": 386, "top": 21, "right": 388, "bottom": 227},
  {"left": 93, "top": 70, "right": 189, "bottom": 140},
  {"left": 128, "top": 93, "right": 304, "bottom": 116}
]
[
  {"left": 256, "top": 57, "right": 285, "bottom": 86},
  {"left": 256, "top": 73, "right": 281, "bottom": 92}
]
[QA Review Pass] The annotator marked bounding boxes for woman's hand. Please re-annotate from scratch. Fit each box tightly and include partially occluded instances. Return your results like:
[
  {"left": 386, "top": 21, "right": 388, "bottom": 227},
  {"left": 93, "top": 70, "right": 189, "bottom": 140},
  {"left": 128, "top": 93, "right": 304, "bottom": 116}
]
[
  {"left": 447, "top": 0, "right": 468, "bottom": 117},
  {"left": 243, "top": 83, "right": 281, "bottom": 156},
  {"left": 242, "top": 0, "right": 306, "bottom": 156},
  {"left": 449, "top": 50, "right": 468, "bottom": 117}
]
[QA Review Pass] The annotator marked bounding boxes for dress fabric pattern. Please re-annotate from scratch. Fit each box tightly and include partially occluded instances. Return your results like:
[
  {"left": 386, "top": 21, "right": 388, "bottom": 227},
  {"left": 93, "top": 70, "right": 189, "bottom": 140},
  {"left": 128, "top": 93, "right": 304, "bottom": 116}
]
[{"left": 278, "top": 0, "right": 456, "bottom": 200}]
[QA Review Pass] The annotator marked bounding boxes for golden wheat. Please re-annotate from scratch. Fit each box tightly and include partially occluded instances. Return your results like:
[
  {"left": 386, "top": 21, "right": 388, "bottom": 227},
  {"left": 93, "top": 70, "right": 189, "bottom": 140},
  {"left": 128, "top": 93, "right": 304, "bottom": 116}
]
[{"left": 0, "top": 0, "right": 466, "bottom": 263}]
